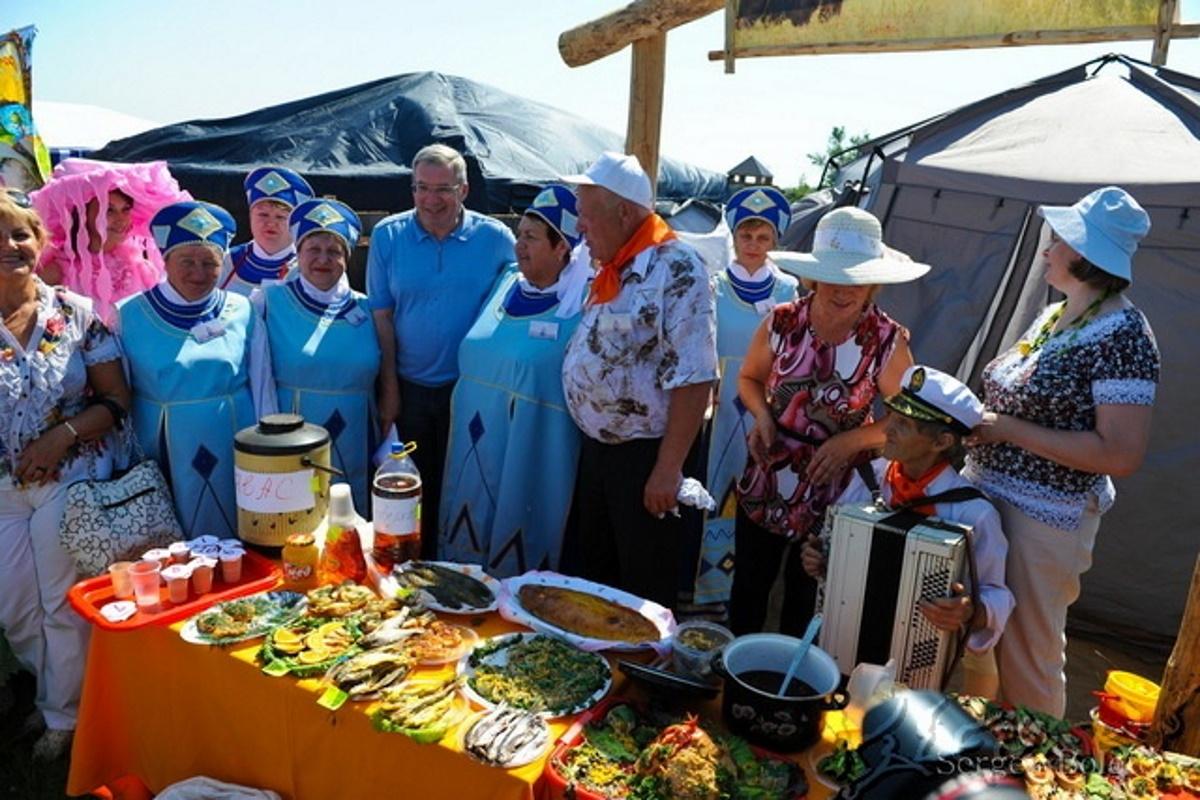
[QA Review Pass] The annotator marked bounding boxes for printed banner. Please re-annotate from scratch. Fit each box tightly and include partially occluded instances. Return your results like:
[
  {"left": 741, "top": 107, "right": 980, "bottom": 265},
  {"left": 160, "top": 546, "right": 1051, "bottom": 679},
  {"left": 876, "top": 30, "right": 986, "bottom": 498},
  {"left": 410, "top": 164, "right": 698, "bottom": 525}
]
[
  {"left": 0, "top": 25, "right": 50, "bottom": 190},
  {"left": 731, "top": 0, "right": 1163, "bottom": 54}
]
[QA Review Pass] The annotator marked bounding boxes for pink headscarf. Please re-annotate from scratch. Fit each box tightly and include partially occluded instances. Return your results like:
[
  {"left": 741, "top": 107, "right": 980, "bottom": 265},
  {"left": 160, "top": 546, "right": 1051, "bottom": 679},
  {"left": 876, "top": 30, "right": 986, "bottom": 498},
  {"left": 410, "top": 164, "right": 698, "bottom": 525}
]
[{"left": 30, "top": 158, "right": 192, "bottom": 324}]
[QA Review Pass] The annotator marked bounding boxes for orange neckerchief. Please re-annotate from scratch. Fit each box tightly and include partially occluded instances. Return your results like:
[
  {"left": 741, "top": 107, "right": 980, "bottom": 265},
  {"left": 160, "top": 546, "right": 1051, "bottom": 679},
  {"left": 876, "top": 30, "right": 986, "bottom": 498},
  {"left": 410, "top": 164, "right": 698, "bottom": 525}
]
[
  {"left": 589, "top": 213, "right": 677, "bottom": 306},
  {"left": 885, "top": 460, "right": 951, "bottom": 517}
]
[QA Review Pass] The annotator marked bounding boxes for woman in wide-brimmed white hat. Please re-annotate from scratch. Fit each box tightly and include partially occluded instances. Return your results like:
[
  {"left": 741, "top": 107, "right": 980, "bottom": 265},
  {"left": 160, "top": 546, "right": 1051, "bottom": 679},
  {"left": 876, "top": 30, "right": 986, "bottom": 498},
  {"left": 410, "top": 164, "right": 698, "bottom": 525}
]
[
  {"left": 963, "top": 186, "right": 1160, "bottom": 717},
  {"left": 730, "top": 206, "right": 924, "bottom": 636}
]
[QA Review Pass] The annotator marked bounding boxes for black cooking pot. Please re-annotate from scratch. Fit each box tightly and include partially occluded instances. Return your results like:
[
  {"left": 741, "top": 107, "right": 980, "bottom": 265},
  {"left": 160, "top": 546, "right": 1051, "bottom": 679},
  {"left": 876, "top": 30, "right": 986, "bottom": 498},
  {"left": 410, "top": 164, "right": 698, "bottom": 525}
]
[{"left": 712, "top": 633, "right": 848, "bottom": 752}]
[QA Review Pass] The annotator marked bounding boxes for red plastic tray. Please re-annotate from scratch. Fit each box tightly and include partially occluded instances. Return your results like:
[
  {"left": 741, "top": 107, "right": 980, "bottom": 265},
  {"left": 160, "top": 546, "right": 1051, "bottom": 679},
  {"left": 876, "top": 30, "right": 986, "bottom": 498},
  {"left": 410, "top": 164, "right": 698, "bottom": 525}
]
[
  {"left": 543, "top": 696, "right": 807, "bottom": 800},
  {"left": 68, "top": 550, "right": 282, "bottom": 631}
]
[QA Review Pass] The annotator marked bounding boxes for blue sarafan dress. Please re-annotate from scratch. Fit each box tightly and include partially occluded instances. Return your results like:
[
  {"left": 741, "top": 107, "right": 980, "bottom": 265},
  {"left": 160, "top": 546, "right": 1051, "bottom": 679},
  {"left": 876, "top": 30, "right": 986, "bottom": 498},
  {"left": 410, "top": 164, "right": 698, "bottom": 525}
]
[
  {"left": 118, "top": 286, "right": 257, "bottom": 537},
  {"left": 439, "top": 271, "right": 583, "bottom": 577},
  {"left": 694, "top": 263, "right": 798, "bottom": 605},
  {"left": 261, "top": 278, "right": 379, "bottom": 512}
]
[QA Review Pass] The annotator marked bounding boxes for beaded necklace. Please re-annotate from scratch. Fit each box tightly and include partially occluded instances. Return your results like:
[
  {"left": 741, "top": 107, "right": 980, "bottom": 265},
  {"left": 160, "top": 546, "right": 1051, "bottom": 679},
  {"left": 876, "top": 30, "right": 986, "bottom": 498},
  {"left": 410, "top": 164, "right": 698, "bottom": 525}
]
[{"left": 1018, "top": 288, "right": 1114, "bottom": 358}]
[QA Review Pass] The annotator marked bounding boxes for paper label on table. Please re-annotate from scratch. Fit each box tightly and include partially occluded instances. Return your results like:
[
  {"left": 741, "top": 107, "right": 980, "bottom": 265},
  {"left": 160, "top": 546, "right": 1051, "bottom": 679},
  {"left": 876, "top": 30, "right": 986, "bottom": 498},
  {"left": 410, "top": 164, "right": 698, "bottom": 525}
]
[
  {"left": 234, "top": 467, "right": 316, "bottom": 514},
  {"left": 262, "top": 660, "right": 291, "bottom": 677},
  {"left": 318, "top": 686, "right": 348, "bottom": 710}
]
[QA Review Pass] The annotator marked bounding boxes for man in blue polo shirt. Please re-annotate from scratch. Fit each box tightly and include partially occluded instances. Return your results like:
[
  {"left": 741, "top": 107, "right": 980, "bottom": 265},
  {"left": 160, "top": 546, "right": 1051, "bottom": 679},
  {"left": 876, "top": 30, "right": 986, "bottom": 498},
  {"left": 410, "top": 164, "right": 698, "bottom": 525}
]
[{"left": 368, "top": 143, "right": 516, "bottom": 557}]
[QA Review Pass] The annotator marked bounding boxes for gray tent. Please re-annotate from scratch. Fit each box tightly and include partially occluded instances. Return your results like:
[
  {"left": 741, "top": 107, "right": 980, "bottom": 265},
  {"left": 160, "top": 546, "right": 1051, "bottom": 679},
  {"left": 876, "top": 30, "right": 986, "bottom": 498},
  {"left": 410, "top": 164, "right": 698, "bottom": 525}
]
[{"left": 836, "top": 55, "right": 1200, "bottom": 650}]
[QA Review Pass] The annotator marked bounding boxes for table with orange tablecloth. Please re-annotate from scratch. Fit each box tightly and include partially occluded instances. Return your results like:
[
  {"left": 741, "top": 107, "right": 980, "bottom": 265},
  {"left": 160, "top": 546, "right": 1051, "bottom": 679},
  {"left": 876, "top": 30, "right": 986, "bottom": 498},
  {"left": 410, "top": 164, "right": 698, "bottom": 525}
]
[
  {"left": 68, "top": 610, "right": 850, "bottom": 800},
  {"left": 67, "top": 612, "right": 574, "bottom": 799}
]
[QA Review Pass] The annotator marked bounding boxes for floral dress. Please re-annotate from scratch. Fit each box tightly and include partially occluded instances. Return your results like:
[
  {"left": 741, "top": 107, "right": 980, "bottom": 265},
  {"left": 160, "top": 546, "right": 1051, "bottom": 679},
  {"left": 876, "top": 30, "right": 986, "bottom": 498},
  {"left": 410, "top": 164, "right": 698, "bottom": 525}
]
[
  {"left": 964, "top": 303, "right": 1160, "bottom": 531},
  {"left": 0, "top": 279, "right": 120, "bottom": 488},
  {"left": 736, "top": 295, "right": 905, "bottom": 537}
]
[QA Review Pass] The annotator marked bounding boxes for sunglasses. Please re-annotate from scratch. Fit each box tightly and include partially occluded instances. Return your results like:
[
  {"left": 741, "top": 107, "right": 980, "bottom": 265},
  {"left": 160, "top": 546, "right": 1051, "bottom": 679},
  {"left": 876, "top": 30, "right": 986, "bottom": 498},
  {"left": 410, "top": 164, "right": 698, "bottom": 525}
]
[{"left": 3, "top": 188, "right": 31, "bottom": 208}]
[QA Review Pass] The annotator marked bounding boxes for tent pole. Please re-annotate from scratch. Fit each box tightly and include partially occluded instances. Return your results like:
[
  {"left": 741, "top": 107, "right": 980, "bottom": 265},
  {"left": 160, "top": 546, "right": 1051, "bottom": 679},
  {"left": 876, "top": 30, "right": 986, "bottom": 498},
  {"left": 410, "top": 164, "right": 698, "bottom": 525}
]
[{"left": 1150, "top": 553, "right": 1200, "bottom": 756}]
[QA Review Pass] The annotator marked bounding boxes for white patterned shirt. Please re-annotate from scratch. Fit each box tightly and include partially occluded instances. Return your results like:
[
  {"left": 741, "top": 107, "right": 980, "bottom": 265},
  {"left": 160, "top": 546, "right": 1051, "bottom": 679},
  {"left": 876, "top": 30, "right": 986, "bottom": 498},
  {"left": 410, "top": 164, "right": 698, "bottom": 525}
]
[{"left": 562, "top": 240, "right": 718, "bottom": 443}]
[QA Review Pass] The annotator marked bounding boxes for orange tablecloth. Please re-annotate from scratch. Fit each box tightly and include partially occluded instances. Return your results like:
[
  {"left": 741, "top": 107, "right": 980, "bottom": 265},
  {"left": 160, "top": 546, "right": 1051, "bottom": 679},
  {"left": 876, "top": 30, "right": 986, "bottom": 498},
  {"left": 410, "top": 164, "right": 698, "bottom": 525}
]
[
  {"left": 68, "top": 613, "right": 570, "bottom": 799},
  {"left": 68, "top": 611, "right": 850, "bottom": 799}
]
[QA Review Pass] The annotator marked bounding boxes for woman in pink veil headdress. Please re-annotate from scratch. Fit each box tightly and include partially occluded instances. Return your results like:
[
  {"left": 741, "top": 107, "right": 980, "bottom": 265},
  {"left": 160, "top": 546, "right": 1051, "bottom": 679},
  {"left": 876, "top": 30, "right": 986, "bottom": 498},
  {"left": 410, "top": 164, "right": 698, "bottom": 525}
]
[{"left": 31, "top": 158, "right": 191, "bottom": 325}]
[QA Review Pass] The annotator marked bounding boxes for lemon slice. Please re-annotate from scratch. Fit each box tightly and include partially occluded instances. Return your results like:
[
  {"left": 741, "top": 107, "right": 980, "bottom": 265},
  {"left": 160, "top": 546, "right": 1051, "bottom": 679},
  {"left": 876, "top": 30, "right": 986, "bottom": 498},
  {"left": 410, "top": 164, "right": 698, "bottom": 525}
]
[
  {"left": 274, "top": 641, "right": 304, "bottom": 655},
  {"left": 304, "top": 631, "right": 327, "bottom": 651},
  {"left": 298, "top": 649, "right": 330, "bottom": 665},
  {"left": 318, "top": 622, "right": 346, "bottom": 637},
  {"left": 273, "top": 628, "right": 302, "bottom": 645}
]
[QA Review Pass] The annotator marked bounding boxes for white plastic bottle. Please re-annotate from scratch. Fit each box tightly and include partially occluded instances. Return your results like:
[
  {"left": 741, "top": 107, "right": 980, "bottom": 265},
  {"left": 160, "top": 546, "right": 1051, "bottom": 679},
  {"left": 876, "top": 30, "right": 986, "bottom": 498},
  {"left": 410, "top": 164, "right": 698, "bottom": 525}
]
[{"left": 371, "top": 442, "right": 422, "bottom": 569}]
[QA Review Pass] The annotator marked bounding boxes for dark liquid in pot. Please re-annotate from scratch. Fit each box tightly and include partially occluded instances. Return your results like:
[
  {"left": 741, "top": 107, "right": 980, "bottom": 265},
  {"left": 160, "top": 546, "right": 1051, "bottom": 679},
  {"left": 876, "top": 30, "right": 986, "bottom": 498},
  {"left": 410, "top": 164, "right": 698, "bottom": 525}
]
[{"left": 737, "top": 670, "right": 817, "bottom": 698}]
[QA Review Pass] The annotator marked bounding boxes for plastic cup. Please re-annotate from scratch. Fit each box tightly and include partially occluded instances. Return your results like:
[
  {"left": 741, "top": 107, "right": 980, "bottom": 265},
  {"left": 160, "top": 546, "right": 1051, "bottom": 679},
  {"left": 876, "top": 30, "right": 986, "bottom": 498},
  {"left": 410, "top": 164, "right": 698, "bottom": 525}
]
[
  {"left": 189, "top": 557, "right": 217, "bottom": 594},
  {"left": 161, "top": 564, "right": 191, "bottom": 604},
  {"left": 219, "top": 550, "right": 244, "bottom": 583},
  {"left": 108, "top": 561, "right": 136, "bottom": 600},
  {"left": 142, "top": 548, "right": 171, "bottom": 570},
  {"left": 129, "top": 561, "right": 162, "bottom": 610},
  {"left": 168, "top": 541, "right": 191, "bottom": 564}
]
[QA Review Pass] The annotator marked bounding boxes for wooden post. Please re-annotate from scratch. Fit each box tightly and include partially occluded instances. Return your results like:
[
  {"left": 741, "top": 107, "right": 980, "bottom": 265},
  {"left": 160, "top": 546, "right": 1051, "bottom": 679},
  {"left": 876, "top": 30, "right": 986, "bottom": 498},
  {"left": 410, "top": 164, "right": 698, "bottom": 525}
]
[
  {"left": 1152, "top": 0, "right": 1179, "bottom": 65},
  {"left": 1150, "top": 554, "right": 1200, "bottom": 756},
  {"left": 626, "top": 33, "right": 667, "bottom": 200}
]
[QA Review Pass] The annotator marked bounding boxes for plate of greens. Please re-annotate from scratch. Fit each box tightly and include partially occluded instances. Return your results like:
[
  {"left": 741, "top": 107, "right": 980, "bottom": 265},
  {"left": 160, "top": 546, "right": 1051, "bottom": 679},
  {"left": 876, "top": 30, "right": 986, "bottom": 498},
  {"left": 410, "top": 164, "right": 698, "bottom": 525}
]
[{"left": 457, "top": 632, "right": 611, "bottom": 718}]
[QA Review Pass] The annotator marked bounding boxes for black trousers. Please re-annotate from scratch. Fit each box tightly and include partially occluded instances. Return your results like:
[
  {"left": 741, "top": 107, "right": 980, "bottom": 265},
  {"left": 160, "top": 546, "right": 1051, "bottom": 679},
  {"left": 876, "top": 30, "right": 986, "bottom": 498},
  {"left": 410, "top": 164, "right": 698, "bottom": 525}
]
[
  {"left": 728, "top": 504, "right": 817, "bottom": 636},
  {"left": 574, "top": 436, "right": 683, "bottom": 611},
  {"left": 397, "top": 379, "right": 454, "bottom": 559}
]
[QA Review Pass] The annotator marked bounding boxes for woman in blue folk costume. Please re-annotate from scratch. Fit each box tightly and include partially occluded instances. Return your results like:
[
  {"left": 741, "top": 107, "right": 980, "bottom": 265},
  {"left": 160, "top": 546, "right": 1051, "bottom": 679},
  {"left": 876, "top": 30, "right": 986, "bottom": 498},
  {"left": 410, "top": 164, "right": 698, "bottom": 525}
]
[
  {"left": 692, "top": 186, "right": 798, "bottom": 607},
  {"left": 251, "top": 199, "right": 379, "bottom": 511},
  {"left": 439, "top": 185, "right": 589, "bottom": 575},
  {"left": 118, "top": 201, "right": 276, "bottom": 536},
  {"left": 219, "top": 166, "right": 314, "bottom": 296}
]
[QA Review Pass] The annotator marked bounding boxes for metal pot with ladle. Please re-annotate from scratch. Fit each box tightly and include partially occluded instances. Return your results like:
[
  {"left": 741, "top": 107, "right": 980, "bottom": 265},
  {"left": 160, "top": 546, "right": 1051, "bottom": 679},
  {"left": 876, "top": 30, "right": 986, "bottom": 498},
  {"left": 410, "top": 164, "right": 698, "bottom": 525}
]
[{"left": 233, "top": 414, "right": 342, "bottom": 548}]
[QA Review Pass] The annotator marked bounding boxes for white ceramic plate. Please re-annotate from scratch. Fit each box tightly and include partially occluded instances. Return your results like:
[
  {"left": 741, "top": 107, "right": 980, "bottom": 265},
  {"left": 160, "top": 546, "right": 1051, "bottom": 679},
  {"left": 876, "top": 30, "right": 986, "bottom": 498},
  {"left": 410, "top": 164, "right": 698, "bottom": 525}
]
[
  {"left": 457, "top": 632, "right": 612, "bottom": 719},
  {"left": 387, "top": 560, "right": 501, "bottom": 614},
  {"left": 179, "top": 591, "right": 306, "bottom": 645},
  {"left": 498, "top": 571, "right": 675, "bottom": 654}
]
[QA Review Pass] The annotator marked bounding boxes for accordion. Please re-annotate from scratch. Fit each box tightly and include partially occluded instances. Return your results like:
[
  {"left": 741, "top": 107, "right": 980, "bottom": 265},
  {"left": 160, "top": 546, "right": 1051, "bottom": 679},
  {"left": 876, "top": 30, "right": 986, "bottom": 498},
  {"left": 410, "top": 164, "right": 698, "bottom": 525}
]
[{"left": 817, "top": 502, "right": 969, "bottom": 690}]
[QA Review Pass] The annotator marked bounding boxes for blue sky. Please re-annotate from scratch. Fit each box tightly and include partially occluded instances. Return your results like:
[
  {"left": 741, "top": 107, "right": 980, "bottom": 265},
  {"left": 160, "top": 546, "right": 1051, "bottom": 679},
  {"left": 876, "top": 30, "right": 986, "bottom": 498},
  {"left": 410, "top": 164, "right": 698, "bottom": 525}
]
[{"left": 11, "top": 0, "right": 1200, "bottom": 186}]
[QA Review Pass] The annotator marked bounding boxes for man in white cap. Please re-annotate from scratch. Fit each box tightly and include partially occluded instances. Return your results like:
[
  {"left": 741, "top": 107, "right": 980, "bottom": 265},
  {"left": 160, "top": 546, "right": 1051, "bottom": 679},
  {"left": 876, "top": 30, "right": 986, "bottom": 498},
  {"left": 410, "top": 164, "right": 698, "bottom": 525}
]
[
  {"left": 560, "top": 151, "right": 718, "bottom": 609},
  {"left": 803, "top": 365, "right": 1014, "bottom": 698}
]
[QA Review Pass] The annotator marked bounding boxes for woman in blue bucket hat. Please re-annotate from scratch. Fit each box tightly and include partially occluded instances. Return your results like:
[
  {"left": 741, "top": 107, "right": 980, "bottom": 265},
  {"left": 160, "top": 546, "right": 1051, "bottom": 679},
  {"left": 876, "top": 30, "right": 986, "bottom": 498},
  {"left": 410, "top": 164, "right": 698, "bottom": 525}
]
[{"left": 964, "top": 186, "right": 1161, "bottom": 717}]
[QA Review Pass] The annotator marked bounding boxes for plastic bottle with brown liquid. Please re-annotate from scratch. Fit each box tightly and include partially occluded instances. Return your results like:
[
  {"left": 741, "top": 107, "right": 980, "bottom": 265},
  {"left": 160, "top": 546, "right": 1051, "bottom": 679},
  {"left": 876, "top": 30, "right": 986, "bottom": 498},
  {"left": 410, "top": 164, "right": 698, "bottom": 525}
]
[
  {"left": 371, "top": 442, "right": 422, "bottom": 570},
  {"left": 319, "top": 483, "right": 367, "bottom": 584}
]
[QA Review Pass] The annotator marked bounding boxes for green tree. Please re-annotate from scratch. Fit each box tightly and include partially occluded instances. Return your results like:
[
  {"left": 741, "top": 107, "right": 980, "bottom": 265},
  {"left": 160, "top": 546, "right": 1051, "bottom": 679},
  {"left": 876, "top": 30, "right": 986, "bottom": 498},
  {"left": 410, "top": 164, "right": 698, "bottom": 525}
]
[
  {"left": 782, "top": 183, "right": 814, "bottom": 203},
  {"left": 807, "top": 126, "right": 872, "bottom": 189}
]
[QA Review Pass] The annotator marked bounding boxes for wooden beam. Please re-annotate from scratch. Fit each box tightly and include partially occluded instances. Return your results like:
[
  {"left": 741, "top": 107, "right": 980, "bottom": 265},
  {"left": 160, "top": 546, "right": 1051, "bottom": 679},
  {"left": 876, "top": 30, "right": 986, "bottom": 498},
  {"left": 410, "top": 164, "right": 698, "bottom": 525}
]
[
  {"left": 1150, "top": 554, "right": 1200, "bottom": 757},
  {"left": 559, "top": 0, "right": 721, "bottom": 67},
  {"left": 709, "top": 24, "right": 1200, "bottom": 60},
  {"left": 626, "top": 33, "right": 667, "bottom": 198},
  {"left": 1152, "top": 0, "right": 1180, "bottom": 65}
]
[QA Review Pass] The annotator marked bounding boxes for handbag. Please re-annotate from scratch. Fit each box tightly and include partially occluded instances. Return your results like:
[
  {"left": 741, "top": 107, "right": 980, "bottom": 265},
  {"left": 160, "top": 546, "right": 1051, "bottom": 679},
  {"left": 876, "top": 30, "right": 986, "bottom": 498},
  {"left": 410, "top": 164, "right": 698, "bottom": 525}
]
[{"left": 60, "top": 458, "right": 184, "bottom": 578}]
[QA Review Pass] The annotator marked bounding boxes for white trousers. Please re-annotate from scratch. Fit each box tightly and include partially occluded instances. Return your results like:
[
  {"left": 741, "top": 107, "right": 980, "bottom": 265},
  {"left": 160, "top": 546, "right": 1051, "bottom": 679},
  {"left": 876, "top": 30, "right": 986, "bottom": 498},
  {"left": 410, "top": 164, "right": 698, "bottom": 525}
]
[
  {"left": 0, "top": 480, "right": 89, "bottom": 730},
  {"left": 995, "top": 495, "right": 1100, "bottom": 718}
]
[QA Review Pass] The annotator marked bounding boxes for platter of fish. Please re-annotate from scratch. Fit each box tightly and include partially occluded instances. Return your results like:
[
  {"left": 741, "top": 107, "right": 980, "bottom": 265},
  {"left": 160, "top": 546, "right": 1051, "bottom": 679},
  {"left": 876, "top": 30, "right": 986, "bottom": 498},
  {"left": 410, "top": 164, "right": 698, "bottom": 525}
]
[
  {"left": 371, "top": 676, "right": 468, "bottom": 744},
  {"left": 461, "top": 706, "right": 550, "bottom": 769},
  {"left": 324, "top": 643, "right": 417, "bottom": 701},
  {"left": 458, "top": 632, "right": 611, "bottom": 718},
  {"left": 305, "top": 581, "right": 400, "bottom": 619},
  {"left": 405, "top": 620, "right": 479, "bottom": 665},
  {"left": 499, "top": 572, "right": 674, "bottom": 654},
  {"left": 388, "top": 561, "right": 500, "bottom": 614},
  {"left": 180, "top": 590, "right": 305, "bottom": 645}
]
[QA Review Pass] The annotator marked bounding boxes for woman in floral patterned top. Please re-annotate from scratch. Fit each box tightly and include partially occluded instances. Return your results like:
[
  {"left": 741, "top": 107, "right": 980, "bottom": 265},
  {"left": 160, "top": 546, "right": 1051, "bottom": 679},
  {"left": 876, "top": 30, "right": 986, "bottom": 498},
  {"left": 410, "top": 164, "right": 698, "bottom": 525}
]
[
  {"left": 0, "top": 191, "right": 130, "bottom": 760},
  {"left": 730, "top": 207, "right": 925, "bottom": 635},
  {"left": 964, "top": 187, "right": 1160, "bottom": 717}
]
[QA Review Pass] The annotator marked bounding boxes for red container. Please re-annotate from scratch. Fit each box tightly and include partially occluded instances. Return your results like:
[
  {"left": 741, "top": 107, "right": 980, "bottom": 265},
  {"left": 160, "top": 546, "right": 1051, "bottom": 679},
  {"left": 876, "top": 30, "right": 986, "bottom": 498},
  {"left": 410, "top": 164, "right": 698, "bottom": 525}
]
[
  {"left": 68, "top": 550, "right": 281, "bottom": 631},
  {"left": 542, "top": 697, "right": 808, "bottom": 800}
]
